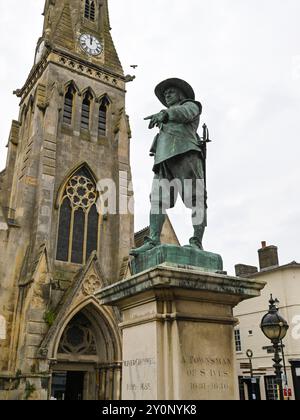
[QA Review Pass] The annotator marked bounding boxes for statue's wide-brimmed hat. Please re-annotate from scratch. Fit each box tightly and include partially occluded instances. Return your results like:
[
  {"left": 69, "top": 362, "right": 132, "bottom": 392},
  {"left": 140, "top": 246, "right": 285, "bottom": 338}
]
[{"left": 155, "top": 78, "right": 195, "bottom": 107}]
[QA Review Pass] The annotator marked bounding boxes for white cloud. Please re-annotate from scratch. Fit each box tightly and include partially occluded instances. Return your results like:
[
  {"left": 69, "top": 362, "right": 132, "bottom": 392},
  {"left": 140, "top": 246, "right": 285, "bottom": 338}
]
[{"left": 0, "top": 0, "right": 300, "bottom": 274}]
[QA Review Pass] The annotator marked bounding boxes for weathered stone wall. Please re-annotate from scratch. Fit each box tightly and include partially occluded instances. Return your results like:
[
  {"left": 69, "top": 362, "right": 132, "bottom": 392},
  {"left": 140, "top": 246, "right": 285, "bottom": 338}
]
[{"left": 0, "top": 0, "right": 133, "bottom": 400}]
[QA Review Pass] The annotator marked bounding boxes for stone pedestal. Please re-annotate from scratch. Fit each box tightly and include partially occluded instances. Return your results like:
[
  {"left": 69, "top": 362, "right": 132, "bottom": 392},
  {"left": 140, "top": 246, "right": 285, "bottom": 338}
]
[
  {"left": 97, "top": 265, "right": 265, "bottom": 400},
  {"left": 131, "top": 244, "right": 223, "bottom": 275}
]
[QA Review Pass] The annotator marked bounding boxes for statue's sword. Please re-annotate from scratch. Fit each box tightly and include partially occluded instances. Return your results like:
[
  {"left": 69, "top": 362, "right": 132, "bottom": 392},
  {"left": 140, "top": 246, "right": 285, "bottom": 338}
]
[{"left": 201, "top": 124, "right": 212, "bottom": 190}]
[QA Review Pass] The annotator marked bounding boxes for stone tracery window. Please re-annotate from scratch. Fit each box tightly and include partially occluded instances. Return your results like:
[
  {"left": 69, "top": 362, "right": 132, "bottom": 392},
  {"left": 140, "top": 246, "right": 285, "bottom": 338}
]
[
  {"left": 58, "top": 313, "right": 97, "bottom": 355},
  {"left": 56, "top": 167, "right": 100, "bottom": 264}
]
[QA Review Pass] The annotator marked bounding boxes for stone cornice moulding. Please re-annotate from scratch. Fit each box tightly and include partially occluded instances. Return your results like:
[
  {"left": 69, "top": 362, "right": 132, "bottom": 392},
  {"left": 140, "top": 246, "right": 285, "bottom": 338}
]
[
  {"left": 97, "top": 265, "right": 267, "bottom": 308},
  {"left": 15, "top": 48, "right": 126, "bottom": 105}
]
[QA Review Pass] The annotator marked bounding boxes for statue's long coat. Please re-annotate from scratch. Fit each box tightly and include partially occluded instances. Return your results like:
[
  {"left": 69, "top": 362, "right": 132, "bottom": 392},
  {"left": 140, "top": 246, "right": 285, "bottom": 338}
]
[{"left": 150, "top": 100, "right": 203, "bottom": 171}]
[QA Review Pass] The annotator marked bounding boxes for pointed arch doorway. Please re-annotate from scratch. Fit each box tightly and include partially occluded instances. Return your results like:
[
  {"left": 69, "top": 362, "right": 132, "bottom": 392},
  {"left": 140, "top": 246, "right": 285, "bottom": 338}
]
[{"left": 50, "top": 303, "right": 121, "bottom": 400}]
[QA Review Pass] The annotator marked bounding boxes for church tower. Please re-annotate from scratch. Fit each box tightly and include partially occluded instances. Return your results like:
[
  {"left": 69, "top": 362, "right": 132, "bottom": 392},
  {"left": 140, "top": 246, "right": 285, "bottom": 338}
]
[{"left": 0, "top": 0, "right": 133, "bottom": 400}]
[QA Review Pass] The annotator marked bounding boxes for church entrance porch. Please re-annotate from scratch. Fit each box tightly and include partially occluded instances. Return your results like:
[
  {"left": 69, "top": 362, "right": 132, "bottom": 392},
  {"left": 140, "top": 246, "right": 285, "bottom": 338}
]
[
  {"left": 50, "top": 362, "right": 121, "bottom": 400},
  {"left": 44, "top": 302, "right": 122, "bottom": 400},
  {"left": 51, "top": 371, "right": 85, "bottom": 400}
]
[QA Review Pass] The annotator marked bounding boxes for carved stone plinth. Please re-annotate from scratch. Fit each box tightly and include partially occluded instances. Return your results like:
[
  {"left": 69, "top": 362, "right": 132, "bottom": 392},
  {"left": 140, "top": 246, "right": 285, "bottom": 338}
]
[{"left": 97, "top": 265, "right": 265, "bottom": 400}]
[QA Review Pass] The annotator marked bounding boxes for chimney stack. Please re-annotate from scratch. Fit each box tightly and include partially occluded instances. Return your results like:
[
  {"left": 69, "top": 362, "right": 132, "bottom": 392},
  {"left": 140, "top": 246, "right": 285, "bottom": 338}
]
[{"left": 258, "top": 242, "right": 279, "bottom": 270}]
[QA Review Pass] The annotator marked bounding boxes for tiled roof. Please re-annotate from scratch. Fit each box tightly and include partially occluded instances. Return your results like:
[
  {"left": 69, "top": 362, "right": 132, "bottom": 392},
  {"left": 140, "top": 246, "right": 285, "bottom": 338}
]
[
  {"left": 249, "top": 261, "right": 300, "bottom": 278},
  {"left": 134, "top": 227, "right": 150, "bottom": 248}
]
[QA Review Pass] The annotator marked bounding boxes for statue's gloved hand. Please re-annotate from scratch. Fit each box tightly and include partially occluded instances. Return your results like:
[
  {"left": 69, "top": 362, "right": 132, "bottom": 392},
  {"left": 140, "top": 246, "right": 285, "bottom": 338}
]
[{"left": 144, "top": 110, "right": 169, "bottom": 129}]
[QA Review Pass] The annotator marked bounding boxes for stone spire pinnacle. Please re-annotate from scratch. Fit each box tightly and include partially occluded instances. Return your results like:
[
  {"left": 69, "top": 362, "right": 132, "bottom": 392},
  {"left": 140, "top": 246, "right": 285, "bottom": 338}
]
[{"left": 42, "top": 0, "right": 56, "bottom": 37}]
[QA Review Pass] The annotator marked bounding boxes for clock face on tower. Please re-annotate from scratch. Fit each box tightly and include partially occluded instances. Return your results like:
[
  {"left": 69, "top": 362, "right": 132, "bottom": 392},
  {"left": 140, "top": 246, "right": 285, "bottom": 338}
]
[
  {"left": 35, "top": 40, "right": 45, "bottom": 64},
  {"left": 79, "top": 34, "right": 102, "bottom": 56}
]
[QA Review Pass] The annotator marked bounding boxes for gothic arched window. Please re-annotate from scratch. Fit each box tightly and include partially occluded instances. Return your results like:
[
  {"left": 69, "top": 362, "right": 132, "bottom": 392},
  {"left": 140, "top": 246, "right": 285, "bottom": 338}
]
[
  {"left": 98, "top": 97, "right": 110, "bottom": 137},
  {"left": 56, "top": 167, "right": 100, "bottom": 264},
  {"left": 63, "top": 85, "right": 75, "bottom": 125},
  {"left": 81, "top": 91, "right": 93, "bottom": 130},
  {"left": 85, "top": 0, "right": 96, "bottom": 21},
  {"left": 90, "top": 1, "right": 96, "bottom": 20},
  {"left": 58, "top": 313, "right": 97, "bottom": 356}
]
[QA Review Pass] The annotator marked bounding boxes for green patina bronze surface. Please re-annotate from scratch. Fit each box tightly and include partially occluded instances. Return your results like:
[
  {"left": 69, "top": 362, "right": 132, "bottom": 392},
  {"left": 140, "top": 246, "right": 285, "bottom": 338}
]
[
  {"left": 130, "top": 244, "right": 223, "bottom": 276},
  {"left": 130, "top": 77, "right": 221, "bottom": 270}
]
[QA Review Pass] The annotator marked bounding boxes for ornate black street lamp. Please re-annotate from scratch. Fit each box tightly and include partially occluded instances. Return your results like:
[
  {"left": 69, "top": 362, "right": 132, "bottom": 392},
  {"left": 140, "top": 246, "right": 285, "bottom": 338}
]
[{"left": 260, "top": 295, "right": 289, "bottom": 401}]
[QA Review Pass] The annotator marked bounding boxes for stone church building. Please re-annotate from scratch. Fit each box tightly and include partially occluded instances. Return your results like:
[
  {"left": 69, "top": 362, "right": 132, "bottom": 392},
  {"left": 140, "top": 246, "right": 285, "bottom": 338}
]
[{"left": 0, "top": 0, "right": 137, "bottom": 400}]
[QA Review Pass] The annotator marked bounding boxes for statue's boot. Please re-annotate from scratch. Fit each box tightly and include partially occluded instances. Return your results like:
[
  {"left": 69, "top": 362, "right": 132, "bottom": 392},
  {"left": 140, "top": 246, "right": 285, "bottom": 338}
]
[
  {"left": 189, "top": 224, "right": 205, "bottom": 250},
  {"left": 130, "top": 213, "right": 166, "bottom": 256}
]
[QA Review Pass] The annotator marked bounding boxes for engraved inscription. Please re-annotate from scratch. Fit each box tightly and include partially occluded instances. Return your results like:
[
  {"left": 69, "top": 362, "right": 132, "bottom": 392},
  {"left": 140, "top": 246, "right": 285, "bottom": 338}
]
[
  {"left": 129, "top": 311, "right": 155, "bottom": 320},
  {"left": 126, "top": 382, "right": 152, "bottom": 392},
  {"left": 182, "top": 356, "right": 232, "bottom": 393},
  {"left": 123, "top": 357, "right": 156, "bottom": 396},
  {"left": 123, "top": 357, "right": 156, "bottom": 367},
  {"left": 190, "top": 382, "right": 229, "bottom": 391}
]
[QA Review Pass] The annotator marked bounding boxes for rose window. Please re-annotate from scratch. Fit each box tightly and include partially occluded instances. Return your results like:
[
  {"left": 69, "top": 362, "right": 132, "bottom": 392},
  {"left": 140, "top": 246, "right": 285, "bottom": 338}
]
[{"left": 66, "top": 176, "right": 97, "bottom": 210}]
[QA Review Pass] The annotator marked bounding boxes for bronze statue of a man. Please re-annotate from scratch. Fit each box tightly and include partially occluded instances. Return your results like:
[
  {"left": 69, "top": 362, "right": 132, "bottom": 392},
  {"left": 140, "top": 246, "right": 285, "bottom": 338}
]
[{"left": 130, "top": 78, "right": 207, "bottom": 256}]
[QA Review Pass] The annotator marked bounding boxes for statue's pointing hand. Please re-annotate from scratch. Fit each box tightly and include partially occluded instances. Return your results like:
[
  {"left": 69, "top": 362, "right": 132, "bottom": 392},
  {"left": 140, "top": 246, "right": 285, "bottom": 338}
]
[{"left": 144, "top": 110, "right": 168, "bottom": 129}]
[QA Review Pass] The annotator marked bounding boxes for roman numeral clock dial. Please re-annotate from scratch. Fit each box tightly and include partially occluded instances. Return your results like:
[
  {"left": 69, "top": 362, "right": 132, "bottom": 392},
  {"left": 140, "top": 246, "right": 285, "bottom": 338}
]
[{"left": 79, "top": 34, "right": 102, "bottom": 56}]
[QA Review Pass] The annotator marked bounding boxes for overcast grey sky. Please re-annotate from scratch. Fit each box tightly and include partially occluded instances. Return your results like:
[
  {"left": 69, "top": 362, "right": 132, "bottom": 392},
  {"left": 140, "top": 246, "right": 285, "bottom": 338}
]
[{"left": 1, "top": 0, "right": 300, "bottom": 274}]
